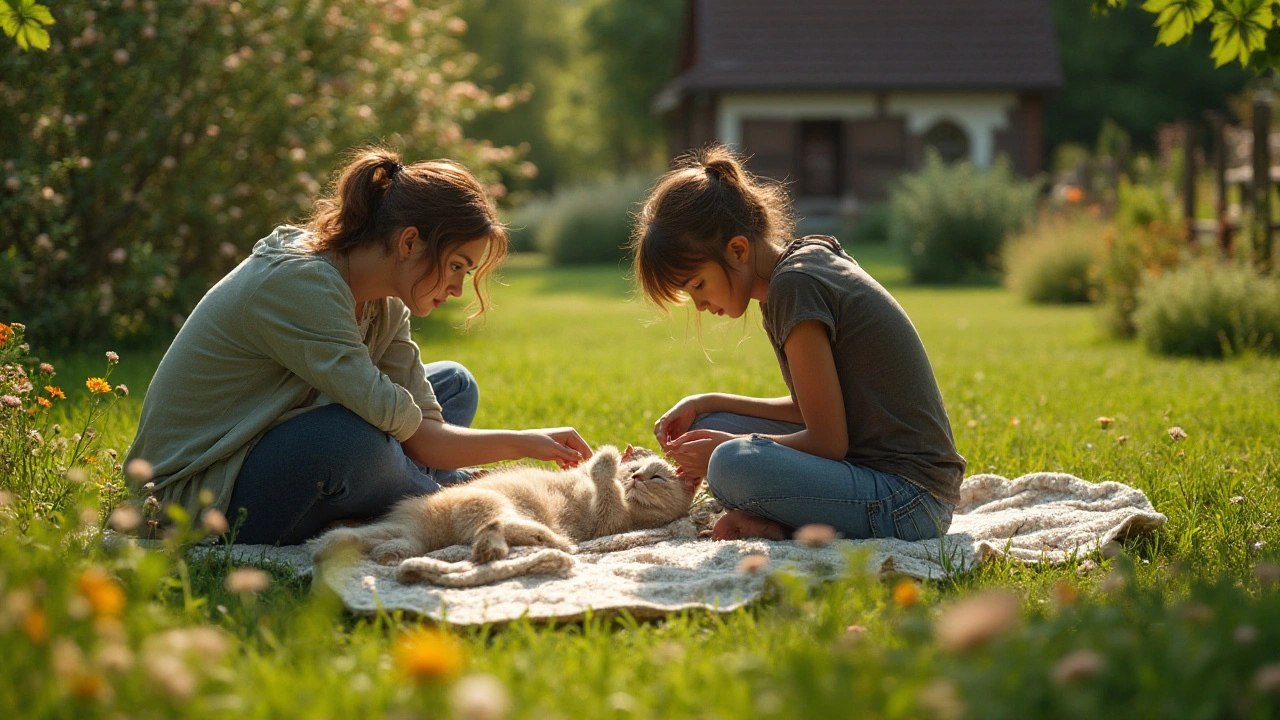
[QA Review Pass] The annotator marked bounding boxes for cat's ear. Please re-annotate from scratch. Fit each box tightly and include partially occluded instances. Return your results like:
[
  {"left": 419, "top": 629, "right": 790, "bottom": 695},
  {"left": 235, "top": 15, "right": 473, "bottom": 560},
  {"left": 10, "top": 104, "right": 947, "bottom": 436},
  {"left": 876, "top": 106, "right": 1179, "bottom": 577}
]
[{"left": 622, "top": 444, "right": 636, "bottom": 461}]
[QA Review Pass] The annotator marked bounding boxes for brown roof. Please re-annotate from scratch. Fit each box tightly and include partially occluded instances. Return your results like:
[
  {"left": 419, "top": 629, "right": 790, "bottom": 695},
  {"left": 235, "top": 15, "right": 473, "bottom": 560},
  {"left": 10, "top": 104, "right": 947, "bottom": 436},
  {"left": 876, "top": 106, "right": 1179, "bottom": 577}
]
[{"left": 664, "top": 0, "right": 1062, "bottom": 95}]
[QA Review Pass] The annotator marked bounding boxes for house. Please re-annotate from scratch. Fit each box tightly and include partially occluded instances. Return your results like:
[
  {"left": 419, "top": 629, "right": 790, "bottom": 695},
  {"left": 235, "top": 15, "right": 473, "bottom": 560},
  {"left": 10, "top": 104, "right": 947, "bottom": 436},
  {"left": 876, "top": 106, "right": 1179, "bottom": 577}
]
[{"left": 652, "top": 0, "right": 1063, "bottom": 211}]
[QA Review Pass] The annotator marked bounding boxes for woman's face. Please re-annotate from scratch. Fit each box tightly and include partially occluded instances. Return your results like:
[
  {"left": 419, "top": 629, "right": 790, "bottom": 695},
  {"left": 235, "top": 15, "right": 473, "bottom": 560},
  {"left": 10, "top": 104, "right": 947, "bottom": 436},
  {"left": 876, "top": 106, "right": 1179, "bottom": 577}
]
[{"left": 399, "top": 236, "right": 490, "bottom": 317}]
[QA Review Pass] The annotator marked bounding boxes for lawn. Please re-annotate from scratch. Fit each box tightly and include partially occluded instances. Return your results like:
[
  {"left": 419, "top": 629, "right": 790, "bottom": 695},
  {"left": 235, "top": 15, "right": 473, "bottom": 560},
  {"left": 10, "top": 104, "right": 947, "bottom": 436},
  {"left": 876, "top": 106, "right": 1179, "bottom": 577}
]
[{"left": 4, "top": 245, "right": 1280, "bottom": 718}]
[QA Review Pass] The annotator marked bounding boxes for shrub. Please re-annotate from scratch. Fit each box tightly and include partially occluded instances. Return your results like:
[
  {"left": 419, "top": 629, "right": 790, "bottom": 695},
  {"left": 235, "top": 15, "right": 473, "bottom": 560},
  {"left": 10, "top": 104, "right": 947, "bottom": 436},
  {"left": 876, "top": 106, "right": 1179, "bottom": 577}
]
[
  {"left": 888, "top": 152, "right": 1040, "bottom": 284},
  {"left": 1, "top": 0, "right": 523, "bottom": 349},
  {"left": 847, "top": 202, "right": 892, "bottom": 245},
  {"left": 1099, "top": 179, "right": 1188, "bottom": 337},
  {"left": 1134, "top": 261, "right": 1280, "bottom": 358},
  {"left": 1004, "top": 216, "right": 1105, "bottom": 304},
  {"left": 502, "top": 196, "right": 554, "bottom": 254},
  {"left": 536, "top": 174, "right": 654, "bottom": 265}
]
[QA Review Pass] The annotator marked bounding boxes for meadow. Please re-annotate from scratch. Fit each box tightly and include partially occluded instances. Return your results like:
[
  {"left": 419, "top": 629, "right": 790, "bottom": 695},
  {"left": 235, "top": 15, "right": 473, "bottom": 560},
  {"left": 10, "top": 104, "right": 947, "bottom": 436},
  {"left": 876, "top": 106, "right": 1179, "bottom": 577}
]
[{"left": 4, "top": 244, "right": 1280, "bottom": 718}]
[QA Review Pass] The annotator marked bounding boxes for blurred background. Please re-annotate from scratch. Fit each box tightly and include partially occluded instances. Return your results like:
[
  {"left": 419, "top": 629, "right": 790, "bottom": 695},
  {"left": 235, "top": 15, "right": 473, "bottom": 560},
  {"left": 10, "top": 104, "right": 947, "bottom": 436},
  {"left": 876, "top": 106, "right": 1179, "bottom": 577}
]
[{"left": 2, "top": 0, "right": 1275, "bottom": 356}]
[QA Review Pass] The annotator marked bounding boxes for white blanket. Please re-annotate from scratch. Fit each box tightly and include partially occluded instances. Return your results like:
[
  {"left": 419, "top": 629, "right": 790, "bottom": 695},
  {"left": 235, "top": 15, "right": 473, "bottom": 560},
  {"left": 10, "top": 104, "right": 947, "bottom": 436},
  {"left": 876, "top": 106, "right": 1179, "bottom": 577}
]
[{"left": 204, "top": 472, "right": 1166, "bottom": 626}]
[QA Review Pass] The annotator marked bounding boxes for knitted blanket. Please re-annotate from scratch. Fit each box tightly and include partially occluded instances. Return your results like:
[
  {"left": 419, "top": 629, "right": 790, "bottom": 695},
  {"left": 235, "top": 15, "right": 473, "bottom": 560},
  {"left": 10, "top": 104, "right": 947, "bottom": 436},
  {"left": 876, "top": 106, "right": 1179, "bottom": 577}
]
[{"left": 202, "top": 472, "right": 1166, "bottom": 626}]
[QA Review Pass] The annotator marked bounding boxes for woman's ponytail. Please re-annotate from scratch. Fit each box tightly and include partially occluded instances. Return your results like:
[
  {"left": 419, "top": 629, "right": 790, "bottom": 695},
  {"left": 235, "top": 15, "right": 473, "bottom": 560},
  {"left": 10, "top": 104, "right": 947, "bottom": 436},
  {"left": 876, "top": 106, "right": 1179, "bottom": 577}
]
[{"left": 309, "top": 149, "right": 403, "bottom": 254}]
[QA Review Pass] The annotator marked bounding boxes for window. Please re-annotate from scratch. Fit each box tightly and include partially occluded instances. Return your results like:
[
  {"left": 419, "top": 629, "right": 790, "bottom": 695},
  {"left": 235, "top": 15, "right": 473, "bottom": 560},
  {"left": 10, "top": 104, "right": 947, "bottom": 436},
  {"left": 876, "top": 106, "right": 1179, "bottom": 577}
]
[{"left": 922, "top": 120, "right": 970, "bottom": 163}]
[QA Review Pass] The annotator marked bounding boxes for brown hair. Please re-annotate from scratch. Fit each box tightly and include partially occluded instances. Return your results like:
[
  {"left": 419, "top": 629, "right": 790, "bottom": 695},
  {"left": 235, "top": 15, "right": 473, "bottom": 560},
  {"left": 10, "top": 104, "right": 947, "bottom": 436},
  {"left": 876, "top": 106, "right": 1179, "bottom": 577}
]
[
  {"left": 630, "top": 144, "right": 795, "bottom": 310},
  {"left": 307, "top": 146, "right": 508, "bottom": 318}
]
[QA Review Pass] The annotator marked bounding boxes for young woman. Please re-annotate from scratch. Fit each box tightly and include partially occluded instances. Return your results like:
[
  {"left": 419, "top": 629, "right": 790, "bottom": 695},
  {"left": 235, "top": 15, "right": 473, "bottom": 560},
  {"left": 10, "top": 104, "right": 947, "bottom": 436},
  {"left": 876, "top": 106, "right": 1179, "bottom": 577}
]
[
  {"left": 631, "top": 145, "right": 966, "bottom": 542},
  {"left": 125, "top": 148, "right": 591, "bottom": 545}
]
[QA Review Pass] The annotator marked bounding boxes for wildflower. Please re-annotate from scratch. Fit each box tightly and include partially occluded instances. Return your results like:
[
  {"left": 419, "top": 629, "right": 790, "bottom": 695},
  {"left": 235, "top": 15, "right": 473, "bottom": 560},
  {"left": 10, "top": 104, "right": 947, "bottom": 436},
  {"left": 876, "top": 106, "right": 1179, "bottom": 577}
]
[
  {"left": 1009, "top": 417, "right": 1020, "bottom": 427},
  {"left": 1096, "top": 416, "right": 1115, "bottom": 429},
  {"left": 85, "top": 377, "right": 111, "bottom": 393},
  {"left": 935, "top": 589, "right": 1020, "bottom": 652},
  {"left": 142, "top": 653, "right": 196, "bottom": 699},
  {"left": 105, "top": 351, "right": 119, "bottom": 364},
  {"left": 361, "top": 575, "right": 377, "bottom": 591},
  {"left": 1052, "top": 580, "right": 1078, "bottom": 607},
  {"left": 1167, "top": 426, "right": 1188, "bottom": 441},
  {"left": 793, "top": 523, "right": 837, "bottom": 547},
  {"left": 125, "top": 458, "right": 154, "bottom": 481},
  {"left": 27, "top": 429, "right": 42, "bottom": 444},
  {"left": 1, "top": 395, "right": 20, "bottom": 408},
  {"left": 0, "top": 322, "right": 10, "bottom": 345},
  {"left": 1064, "top": 186, "right": 1085, "bottom": 203},
  {"left": 143, "top": 496, "right": 161, "bottom": 512},
  {"left": 451, "top": 673, "right": 510, "bottom": 720},
  {"left": 1115, "top": 435, "right": 1129, "bottom": 444},
  {"left": 1231, "top": 496, "right": 1246, "bottom": 505},
  {"left": 23, "top": 607, "right": 48, "bottom": 644},
  {"left": 1254, "top": 562, "right": 1280, "bottom": 583},
  {"left": 114, "top": 384, "right": 128, "bottom": 397},
  {"left": 78, "top": 567, "right": 126, "bottom": 618},
  {"left": 893, "top": 579, "right": 921, "bottom": 607},
  {"left": 224, "top": 568, "right": 270, "bottom": 594},
  {"left": 39, "top": 363, "right": 54, "bottom": 374},
  {"left": 1075, "top": 559, "right": 1098, "bottom": 575},
  {"left": 14, "top": 378, "right": 31, "bottom": 394},
  {"left": 736, "top": 554, "right": 768, "bottom": 574},
  {"left": 36, "top": 397, "right": 51, "bottom": 408},
  {"left": 394, "top": 628, "right": 464, "bottom": 682},
  {"left": 201, "top": 508, "right": 229, "bottom": 535},
  {"left": 1254, "top": 664, "right": 1280, "bottom": 693},
  {"left": 1051, "top": 649, "right": 1104, "bottom": 685},
  {"left": 916, "top": 679, "right": 964, "bottom": 720},
  {"left": 1234, "top": 625, "right": 1259, "bottom": 644}
]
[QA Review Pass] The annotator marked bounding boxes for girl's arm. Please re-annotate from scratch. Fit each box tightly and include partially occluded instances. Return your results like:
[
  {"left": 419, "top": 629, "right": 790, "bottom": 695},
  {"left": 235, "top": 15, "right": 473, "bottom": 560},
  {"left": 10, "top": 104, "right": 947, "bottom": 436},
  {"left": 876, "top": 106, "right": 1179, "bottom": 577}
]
[
  {"left": 763, "top": 319, "right": 848, "bottom": 459},
  {"left": 402, "top": 420, "right": 593, "bottom": 470},
  {"left": 654, "top": 393, "right": 799, "bottom": 448}
]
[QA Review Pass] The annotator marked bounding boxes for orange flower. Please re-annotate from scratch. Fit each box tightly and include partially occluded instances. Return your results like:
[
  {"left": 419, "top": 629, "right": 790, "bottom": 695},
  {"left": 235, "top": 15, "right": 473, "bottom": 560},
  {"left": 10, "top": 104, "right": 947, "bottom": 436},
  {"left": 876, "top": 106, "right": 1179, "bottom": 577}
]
[
  {"left": 45, "top": 386, "right": 65, "bottom": 399},
  {"left": 394, "top": 628, "right": 464, "bottom": 682},
  {"left": 1064, "top": 186, "right": 1084, "bottom": 204},
  {"left": 0, "top": 322, "right": 11, "bottom": 345},
  {"left": 23, "top": 607, "right": 48, "bottom": 644},
  {"left": 36, "top": 397, "right": 51, "bottom": 408},
  {"left": 893, "top": 579, "right": 921, "bottom": 607},
  {"left": 77, "top": 567, "right": 126, "bottom": 618},
  {"left": 85, "top": 378, "right": 111, "bottom": 394}
]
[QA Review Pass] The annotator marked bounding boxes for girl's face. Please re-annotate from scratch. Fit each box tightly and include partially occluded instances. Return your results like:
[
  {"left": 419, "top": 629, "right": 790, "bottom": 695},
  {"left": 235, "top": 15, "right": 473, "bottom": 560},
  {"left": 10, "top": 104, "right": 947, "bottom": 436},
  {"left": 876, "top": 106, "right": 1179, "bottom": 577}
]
[
  {"left": 681, "top": 260, "right": 753, "bottom": 319},
  {"left": 399, "top": 236, "right": 490, "bottom": 317}
]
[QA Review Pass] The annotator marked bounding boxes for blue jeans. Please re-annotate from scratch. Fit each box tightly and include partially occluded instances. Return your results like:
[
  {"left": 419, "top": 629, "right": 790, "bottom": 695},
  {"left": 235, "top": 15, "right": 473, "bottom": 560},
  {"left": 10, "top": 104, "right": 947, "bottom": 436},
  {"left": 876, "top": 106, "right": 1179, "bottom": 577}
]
[
  {"left": 692, "top": 412, "right": 954, "bottom": 541},
  {"left": 228, "top": 361, "right": 479, "bottom": 545}
]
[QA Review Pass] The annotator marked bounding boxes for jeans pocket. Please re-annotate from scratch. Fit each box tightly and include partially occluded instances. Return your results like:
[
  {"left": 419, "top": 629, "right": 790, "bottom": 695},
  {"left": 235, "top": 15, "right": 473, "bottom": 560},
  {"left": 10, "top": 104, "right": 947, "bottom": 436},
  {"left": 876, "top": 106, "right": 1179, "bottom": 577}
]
[{"left": 891, "top": 492, "right": 947, "bottom": 542}]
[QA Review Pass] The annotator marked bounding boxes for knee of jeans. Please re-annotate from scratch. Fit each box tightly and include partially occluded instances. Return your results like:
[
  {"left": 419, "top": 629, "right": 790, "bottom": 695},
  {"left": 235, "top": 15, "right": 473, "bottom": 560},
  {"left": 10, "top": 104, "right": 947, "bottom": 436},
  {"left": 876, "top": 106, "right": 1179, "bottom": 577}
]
[
  {"left": 705, "top": 437, "right": 760, "bottom": 508},
  {"left": 437, "top": 361, "right": 479, "bottom": 411},
  {"left": 689, "top": 411, "right": 736, "bottom": 433}
]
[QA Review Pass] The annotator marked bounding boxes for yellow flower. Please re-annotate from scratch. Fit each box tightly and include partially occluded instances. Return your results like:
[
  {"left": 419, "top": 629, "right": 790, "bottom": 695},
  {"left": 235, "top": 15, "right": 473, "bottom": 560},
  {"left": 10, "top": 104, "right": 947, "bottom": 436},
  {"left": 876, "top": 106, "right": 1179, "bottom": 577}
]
[
  {"left": 893, "top": 579, "right": 921, "bottom": 607},
  {"left": 45, "top": 385, "right": 65, "bottom": 399},
  {"left": 77, "top": 567, "right": 126, "bottom": 618},
  {"left": 85, "top": 377, "right": 111, "bottom": 394},
  {"left": 394, "top": 628, "right": 464, "bottom": 682}
]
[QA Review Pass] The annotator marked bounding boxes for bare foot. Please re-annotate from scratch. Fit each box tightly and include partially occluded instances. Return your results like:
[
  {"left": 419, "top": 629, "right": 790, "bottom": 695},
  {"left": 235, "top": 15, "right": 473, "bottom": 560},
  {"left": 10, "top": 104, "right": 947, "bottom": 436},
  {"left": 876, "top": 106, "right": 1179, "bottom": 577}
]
[{"left": 712, "top": 509, "right": 788, "bottom": 541}]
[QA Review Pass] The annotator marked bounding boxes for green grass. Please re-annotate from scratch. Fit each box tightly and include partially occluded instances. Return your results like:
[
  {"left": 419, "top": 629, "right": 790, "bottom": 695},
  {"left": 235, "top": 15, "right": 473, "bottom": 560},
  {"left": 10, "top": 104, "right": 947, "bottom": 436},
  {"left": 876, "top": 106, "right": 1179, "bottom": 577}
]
[{"left": 5, "top": 248, "right": 1280, "bottom": 718}]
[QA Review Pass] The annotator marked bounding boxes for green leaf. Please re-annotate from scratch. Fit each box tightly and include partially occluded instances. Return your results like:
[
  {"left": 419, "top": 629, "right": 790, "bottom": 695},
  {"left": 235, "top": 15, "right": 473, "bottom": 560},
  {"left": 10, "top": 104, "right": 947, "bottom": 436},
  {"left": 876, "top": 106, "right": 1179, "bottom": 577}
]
[
  {"left": 1092, "top": 0, "right": 1129, "bottom": 15},
  {"left": 22, "top": 0, "right": 54, "bottom": 26},
  {"left": 0, "top": 0, "right": 55, "bottom": 52},
  {"left": 0, "top": 3, "right": 21, "bottom": 38},
  {"left": 14, "top": 20, "right": 47, "bottom": 50},
  {"left": 1209, "top": 0, "right": 1275, "bottom": 67},
  {"left": 1142, "top": 0, "right": 1214, "bottom": 45}
]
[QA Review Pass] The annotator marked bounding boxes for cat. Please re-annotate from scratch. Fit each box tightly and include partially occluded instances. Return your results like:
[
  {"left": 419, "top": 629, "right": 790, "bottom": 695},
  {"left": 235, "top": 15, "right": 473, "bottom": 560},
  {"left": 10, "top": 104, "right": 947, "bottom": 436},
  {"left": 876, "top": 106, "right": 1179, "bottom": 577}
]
[{"left": 309, "top": 444, "right": 693, "bottom": 566}]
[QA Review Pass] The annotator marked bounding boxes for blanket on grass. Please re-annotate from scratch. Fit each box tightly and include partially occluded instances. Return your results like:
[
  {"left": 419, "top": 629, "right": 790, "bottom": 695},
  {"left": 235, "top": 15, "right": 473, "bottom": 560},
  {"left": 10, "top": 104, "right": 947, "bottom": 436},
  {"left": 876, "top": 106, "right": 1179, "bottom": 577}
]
[{"left": 189, "top": 472, "right": 1166, "bottom": 626}]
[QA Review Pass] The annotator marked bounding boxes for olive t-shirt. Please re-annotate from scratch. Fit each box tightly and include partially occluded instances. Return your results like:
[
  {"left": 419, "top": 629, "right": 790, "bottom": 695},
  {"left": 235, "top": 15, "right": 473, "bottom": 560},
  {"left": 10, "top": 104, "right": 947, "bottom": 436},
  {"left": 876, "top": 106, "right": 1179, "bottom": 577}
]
[{"left": 760, "top": 237, "right": 966, "bottom": 505}]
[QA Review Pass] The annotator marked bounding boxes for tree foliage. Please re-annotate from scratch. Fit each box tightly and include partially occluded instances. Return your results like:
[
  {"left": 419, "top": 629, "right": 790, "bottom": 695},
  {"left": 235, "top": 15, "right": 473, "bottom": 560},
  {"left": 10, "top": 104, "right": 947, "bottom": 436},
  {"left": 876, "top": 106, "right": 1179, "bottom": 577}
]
[{"left": 1097, "top": 0, "right": 1280, "bottom": 70}]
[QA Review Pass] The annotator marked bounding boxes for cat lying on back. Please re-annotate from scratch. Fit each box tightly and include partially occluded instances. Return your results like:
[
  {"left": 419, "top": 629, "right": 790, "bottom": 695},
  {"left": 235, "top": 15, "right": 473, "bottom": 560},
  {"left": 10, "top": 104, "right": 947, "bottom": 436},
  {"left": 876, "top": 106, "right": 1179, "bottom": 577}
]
[{"left": 310, "top": 444, "right": 693, "bottom": 566}]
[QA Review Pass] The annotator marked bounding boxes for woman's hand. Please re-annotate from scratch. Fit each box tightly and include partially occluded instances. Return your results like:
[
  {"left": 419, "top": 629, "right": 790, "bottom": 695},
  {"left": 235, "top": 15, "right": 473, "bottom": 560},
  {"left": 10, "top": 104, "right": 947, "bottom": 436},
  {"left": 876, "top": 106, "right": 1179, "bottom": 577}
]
[
  {"left": 519, "top": 428, "right": 593, "bottom": 468},
  {"left": 654, "top": 395, "right": 702, "bottom": 451},
  {"left": 665, "top": 429, "right": 737, "bottom": 481}
]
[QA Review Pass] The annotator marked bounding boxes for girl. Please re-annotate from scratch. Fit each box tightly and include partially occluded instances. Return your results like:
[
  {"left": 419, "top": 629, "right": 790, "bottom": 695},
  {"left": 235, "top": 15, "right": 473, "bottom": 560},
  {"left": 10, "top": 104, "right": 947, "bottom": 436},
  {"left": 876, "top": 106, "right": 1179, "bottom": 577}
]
[
  {"left": 631, "top": 145, "right": 966, "bottom": 542},
  {"left": 125, "top": 148, "right": 591, "bottom": 545}
]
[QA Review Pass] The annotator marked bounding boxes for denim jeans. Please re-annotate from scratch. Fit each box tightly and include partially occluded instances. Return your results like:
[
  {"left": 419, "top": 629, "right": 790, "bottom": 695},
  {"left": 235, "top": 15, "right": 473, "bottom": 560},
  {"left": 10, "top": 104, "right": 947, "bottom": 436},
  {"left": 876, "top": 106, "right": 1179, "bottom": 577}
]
[
  {"left": 227, "top": 360, "right": 479, "bottom": 545},
  {"left": 692, "top": 412, "right": 954, "bottom": 541}
]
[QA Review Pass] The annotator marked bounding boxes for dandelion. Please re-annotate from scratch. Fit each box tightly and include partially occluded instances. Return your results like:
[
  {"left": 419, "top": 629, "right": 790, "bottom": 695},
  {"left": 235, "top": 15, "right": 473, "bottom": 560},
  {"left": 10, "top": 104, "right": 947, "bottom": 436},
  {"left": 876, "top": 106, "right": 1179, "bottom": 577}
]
[
  {"left": 201, "top": 508, "right": 229, "bottom": 535},
  {"left": 78, "top": 567, "right": 126, "bottom": 618},
  {"left": 1096, "top": 416, "right": 1115, "bottom": 429},
  {"left": 451, "top": 673, "right": 510, "bottom": 720},
  {"left": 1051, "top": 649, "right": 1104, "bottom": 685},
  {"left": 736, "top": 554, "right": 768, "bottom": 574},
  {"left": 39, "top": 363, "right": 54, "bottom": 374},
  {"left": 793, "top": 523, "right": 837, "bottom": 547},
  {"left": 114, "top": 384, "right": 129, "bottom": 397},
  {"left": 892, "top": 579, "right": 921, "bottom": 607},
  {"left": 105, "top": 351, "right": 119, "bottom": 364},
  {"left": 934, "top": 589, "right": 1020, "bottom": 652},
  {"left": 1167, "top": 426, "right": 1188, "bottom": 441},
  {"left": 108, "top": 505, "right": 141, "bottom": 532},
  {"left": 394, "top": 628, "right": 464, "bottom": 682},
  {"left": 125, "top": 458, "right": 154, "bottom": 481},
  {"left": 85, "top": 377, "right": 111, "bottom": 394},
  {"left": 224, "top": 568, "right": 270, "bottom": 594}
]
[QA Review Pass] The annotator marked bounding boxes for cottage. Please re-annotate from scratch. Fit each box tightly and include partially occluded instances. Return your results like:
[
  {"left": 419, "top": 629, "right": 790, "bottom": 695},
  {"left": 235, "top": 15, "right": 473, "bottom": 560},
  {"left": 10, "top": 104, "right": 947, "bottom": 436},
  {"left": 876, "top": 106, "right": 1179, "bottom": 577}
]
[{"left": 653, "top": 0, "right": 1063, "bottom": 211}]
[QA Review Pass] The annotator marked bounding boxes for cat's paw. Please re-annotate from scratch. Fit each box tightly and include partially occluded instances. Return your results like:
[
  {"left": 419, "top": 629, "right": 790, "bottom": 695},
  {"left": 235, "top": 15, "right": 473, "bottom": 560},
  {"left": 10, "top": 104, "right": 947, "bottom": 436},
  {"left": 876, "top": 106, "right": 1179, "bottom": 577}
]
[
  {"left": 370, "top": 539, "right": 419, "bottom": 565},
  {"left": 471, "top": 533, "right": 510, "bottom": 564},
  {"left": 530, "top": 528, "right": 573, "bottom": 553}
]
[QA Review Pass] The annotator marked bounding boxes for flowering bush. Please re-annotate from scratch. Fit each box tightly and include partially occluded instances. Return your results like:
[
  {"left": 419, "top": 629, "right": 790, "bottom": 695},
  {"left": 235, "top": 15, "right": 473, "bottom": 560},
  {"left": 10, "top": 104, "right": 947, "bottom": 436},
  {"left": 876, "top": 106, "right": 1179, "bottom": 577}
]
[
  {"left": 1134, "top": 261, "right": 1280, "bottom": 358},
  {"left": 1, "top": 0, "right": 525, "bottom": 347},
  {"left": 1004, "top": 215, "right": 1105, "bottom": 304},
  {"left": 0, "top": 320, "right": 128, "bottom": 529}
]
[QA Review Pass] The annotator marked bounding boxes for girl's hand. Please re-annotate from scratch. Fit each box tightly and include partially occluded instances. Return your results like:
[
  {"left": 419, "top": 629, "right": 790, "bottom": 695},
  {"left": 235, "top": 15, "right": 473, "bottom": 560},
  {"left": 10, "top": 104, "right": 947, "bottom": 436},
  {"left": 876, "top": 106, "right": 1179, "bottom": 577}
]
[
  {"left": 520, "top": 428, "right": 593, "bottom": 468},
  {"left": 654, "top": 395, "right": 702, "bottom": 451},
  {"left": 665, "top": 429, "right": 737, "bottom": 481}
]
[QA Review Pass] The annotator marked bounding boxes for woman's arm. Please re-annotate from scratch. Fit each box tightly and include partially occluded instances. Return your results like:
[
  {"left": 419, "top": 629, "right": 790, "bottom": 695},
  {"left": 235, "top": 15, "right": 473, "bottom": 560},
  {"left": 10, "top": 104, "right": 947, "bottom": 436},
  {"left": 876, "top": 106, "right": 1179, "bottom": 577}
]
[
  {"left": 402, "top": 420, "right": 592, "bottom": 470},
  {"left": 763, "top": 319, "right": 847, "bottom": 459}
]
